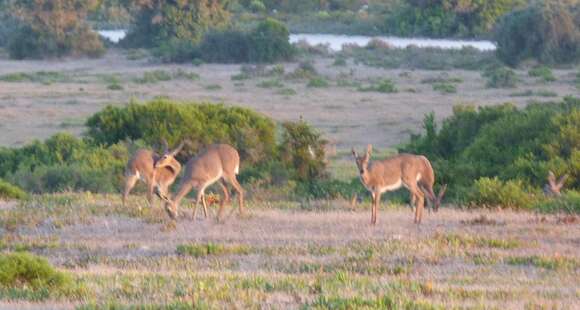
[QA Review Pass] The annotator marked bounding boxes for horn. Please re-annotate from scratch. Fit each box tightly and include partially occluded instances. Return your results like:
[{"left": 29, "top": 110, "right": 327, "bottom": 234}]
[
  {"left": 170, "top": 141, "right": 186, "bottom": 156},
  {"left": 161, "top": 138, "right": 169, "bottom": 153},
  {"left": 366, "top": 144, "right": 372, "bottom": 156}
]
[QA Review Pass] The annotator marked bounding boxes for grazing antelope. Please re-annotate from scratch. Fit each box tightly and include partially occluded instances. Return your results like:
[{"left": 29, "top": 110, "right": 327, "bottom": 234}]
[
  {"left": 157, "top": 144, "right": 244, "bottom": 221},
  {"left": 352, "top": 144, "right": 446, "bottom": 224},
  {"left": 122, "top": 140, "right": 185, "bottom": 207},
  {"left": 544, "top": 171, "right": 568, "bottom": 196}
]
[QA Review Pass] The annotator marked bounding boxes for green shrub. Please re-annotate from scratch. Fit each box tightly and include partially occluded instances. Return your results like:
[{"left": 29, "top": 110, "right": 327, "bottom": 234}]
[
  {"left": 433, "top": 82, "right": 457, "bottom": 94},
  {"left": 469, "top": 177, "right": 537, "bottom": 209},
  {"left": 121, "top": 0, "right": 230, "bottom": 48},
  {"left": 358, "top": 79, "right": 398, "bottom": 93},
  {"left": 0, "top": 179, "right": 27, "bottom": 200},
  {"left": 133, "top": 70, "right": 172, "bottom": 84},
  {"left": 287, "top": 62, "right": 318, "bottom": 80},
  {"left": 6, "top": 1, "right": 105, "bottom": 59},
  {"left": 533, "top": 191, "right": 580, "bottom": 213},
  {"left": 257, "top": 79, "right": 284, "bottom": 88},
  {"left": 528, "top": 66, "right": 556, "bottom": 82},
  {"left": 86, "top": 99, "right": 277, "bottom": 165},
  {"left": 279, "top": 120, "right": 328, "bottom": 182},
  {"left": 0, "top": 133, "right": 128, "bottom": 194},
  {"left": 402, "top": 97, "right": 580, "bottom": 206},
  {"left": 176, "top": 243, "right": 250, "bottom": 257},
  {"left": 307, "top": 77, "right": 329, "bottom": 88},
  {"left": 248, "top": 18, "right": 295, "bottom": 63},
  {"left": 495, "top": 2, "right": 580, "bottom": 65},
  {"left": 483, "top": 66, "right": 518, "bottom": 88},
  {"left": 0, "top": 252, "right": 72, "bottom": 292}
]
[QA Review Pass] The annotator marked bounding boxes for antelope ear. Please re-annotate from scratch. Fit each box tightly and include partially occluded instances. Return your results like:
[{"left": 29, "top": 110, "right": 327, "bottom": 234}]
[
  {"left": 548, "top": 171, "right": 557, "bottom": 187},
  {"left": 351, "top": 148, "right": 357, "bottom": 158},
  {"left": 161, "top": 138, "right": 169, "bottom": 153},
  {"left": 438, "top": 184, "right": 448, "bottom": 200},
  {"left": 366, "top": 144, "right": 372, "bottom": 156},
  {"left": 557, "top": 174, "right": 568, "bottom": 188},
  {"left": 170, "top": 141, "right": 185, "bottom": 156}
]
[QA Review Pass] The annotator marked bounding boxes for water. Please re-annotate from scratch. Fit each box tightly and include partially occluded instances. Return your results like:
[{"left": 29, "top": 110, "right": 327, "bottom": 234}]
[{"left": 97, "top": 30, "right": 496, "bottom": 51}]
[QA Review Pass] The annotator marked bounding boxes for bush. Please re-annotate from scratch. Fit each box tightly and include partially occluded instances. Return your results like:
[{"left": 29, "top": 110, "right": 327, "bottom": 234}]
[
  {"left": 279, "top": 120, "right": 328, "bottom": 182},
  {"left": 121, "top": 0, "right": 230, "bottom": 48},
  {"left": 248, "top": 18, "right": 295, "bottom": 63},
  {"left": 433, "top": 83, "right": 457, "bottom": 94},
  {"left": 483, "top": 66, "right": 518, "bottom": 88},
  {"left": 0, "top": 179, "right": 27, "bottom": 200},
  {"left": 533, "top": 191, "right": 580, "bottom": 213},
  {"left": 358, "top": 79, "right": 398, "bottom": 93},
  {"left": 0, "top": 252, "right": 72, "bottom": 293},
  {"left": 6, "top": 1, "right": 104, "bottom": 59},
  {"left": 469, "top": 177, "right": 537, "bottom": 209},
  {"left": 528, "top": 66, "right": 556, "bottom": 82},
  {"left": 402, "top": 97, "right": 580, "bottom": 207},
  {"left": 495, "top": 2, "right": 580, "bottom": 66},
  {"left": 0, "top": 133, "right": 128, "bottom": 194},
  {"left": 307, "top": 77, "right": 329, "bottom": 88},
  {"left": 86, "top": 99, "right": 277, "bottom": 165}
]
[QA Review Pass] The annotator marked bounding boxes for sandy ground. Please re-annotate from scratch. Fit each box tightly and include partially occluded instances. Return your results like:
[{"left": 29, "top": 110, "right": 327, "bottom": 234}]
[{"left": 1, "top": 50, "right": 578, "bottom": 149}]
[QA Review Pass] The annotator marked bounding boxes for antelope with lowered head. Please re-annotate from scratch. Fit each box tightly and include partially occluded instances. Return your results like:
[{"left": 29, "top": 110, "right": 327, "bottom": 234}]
[
  {"left": 122, "top": 140, "right": 185, "bottom": 207},
  {"left": 157, "top": 144, "right": 244, "bottom": 221},
  {"left": 352, "top": 145, "right": 446, "bottom": 224}
]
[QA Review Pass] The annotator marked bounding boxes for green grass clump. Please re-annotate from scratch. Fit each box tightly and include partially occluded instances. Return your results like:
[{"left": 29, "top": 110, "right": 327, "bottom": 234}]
[
  {"left": 509, "top": 89, "right": 557, "bottom": 97},
  {"left": 205, "top": 84, "right": 222, "bottom": 90},
  {"left": 433, "top": 82, "right": 457, "bottom": 94},
  {"left": 173, "top": 69, "right": 200, "bottom": 81},
  {"left": 506, "top": 255, "right": 578, "bottom": 270},
  {"left": 0, "top": 71, "right": 70, "bottom": 85},
  {"left": 528, "top": 66, "right": 556, "bottom": 82},
  {"left": 0, "top": 179, "right": 27, "bottom": 200},
  {"left": 257, "top": 79, "right": 284, "bottom": 88},
  {"left": 176, "top": 243, "right": 251, "bottom": 257},
  {"left": 358, "top": 79, "right": 398, "bottom": 93},
  {"left": 533, "top": 191, "right": 580, "bottom": 213},
  {"left": 0, "top": 252, "right": 72, "bottom": 292},
  {"left": 277, "top": 88, "right": 297, "bottom": 96},
  {"left": 133, "top": 70, "right": 173, "bottom": 84},
  {"left": 307, "top": 77, "right": 329, "bottom": 88},
  {"left": 107, "top": 83, "right": 123, "bottom": 90}
]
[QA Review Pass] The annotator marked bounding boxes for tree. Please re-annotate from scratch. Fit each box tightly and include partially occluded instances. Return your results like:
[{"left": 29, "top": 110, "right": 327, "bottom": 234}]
[
  {"left": 122, "top": 0, "right": 231, "bottom": 48},
  {"left": 495, "top": 1, "right": 580, "bottom": 65},
  {"left": 6, "top": 0, "right": 105, "bottom": 59}
]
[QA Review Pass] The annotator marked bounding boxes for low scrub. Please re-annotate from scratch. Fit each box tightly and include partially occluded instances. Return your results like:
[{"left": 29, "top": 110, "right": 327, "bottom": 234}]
[
  {"left": 176, "top": 243, "right": 251, "bottom": 257},
  {"left": 358, "top": 79, "right": 398, "bottom": 93},
  {"left": 483, "top": 66, "right": 518, "bottom": 88},
  {"left": 402, "top": 97, "right": 580, "bottom": 210},
  {"left": 0, "top": 252, "right": 72, "bottom": 296},
  {"left": 528, "top": 66, "right": 556, "bottom": 82},
  {"left": 0, "top": 179, "right": 27, "bottom": 200}
]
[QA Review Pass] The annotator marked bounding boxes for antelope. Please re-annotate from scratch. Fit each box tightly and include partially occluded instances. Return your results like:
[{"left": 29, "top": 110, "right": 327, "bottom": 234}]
[
  {"left": 544, "top": 171, "right": 568, "bottom": 196},
  {"left": 352, "top": 144, "right": 446, "bottom": 224},
  {"left": 156, "top": 144, "right": 244, "bottom": 221},
  {"left": 122, "top": 140, "right": 185, "bottom": 207}
]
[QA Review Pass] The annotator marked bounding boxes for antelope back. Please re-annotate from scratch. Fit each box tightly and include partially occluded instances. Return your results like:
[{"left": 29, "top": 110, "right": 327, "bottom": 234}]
[
  {"left": 184, "top": 144, "right": 240, "bottom": 183},
  {"left": 126, "top": 149, "right": 156, "bottom": 179}
]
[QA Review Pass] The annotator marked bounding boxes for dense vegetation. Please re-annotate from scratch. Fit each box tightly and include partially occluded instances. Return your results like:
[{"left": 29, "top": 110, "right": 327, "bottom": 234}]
[
  {"left": 402, "top": 96, "right": 580, "bottom": 211},
  {"left": 494, "top": 1, "right": 580, "bottom": 65},
  {"left": 3, "top": 0, "right": 105, "bottom": 59}
]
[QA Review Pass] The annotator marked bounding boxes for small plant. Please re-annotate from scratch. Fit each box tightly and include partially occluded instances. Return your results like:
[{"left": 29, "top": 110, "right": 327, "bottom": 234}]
[
  {"left": 0, "top": 179, "right": 27, "bottom": 200},
  {"left": 0, "top": 252, "right": 72, "bottom": 291},
  {"left": 107, "top": 83, "right": 123, "bottom": 91},
  {"left": 307, "top": 77, "right": 329, "bottom": 88},
  {"left": 333, "top": 57, "right": 347, "bottom": 66},
  {"left": 205, "top": 84, "right": 222, "bottom": 90},
  {"left": 176, "top": 243, "right": 250, "bottom": 257},
  {"left": 433, "top": 82, "right": 457, "bottom": 94},
  {"left": 528, "top": 66, "right": 556, "bottom": 82},
  {"left": 506, "top": 255, "right": 578, "bottom": 270},
  {"left": 257, "top": 79, "right": 284, "bottom": 88},
  {"left": 133, "top": 70, "right": 172, "bottom": 84},
  {"left": 287, "top": 62, "right": 318, "bottom": 80},
  {"left": 231, "top": 73, "right": 250, "bottom": 81},
  {"left": 0, "top": 71, "right": 70, "bottom": 84},
  {"left": 277, "top": 88, "right": 297, "bottom": 96},
  {"left": 483, "top": 66, "right": 518, "bottom": 88},
  {"left": 358, "top": 79, "right": 398, "bottom": 93},
  {"left": 173, "top": 69, "right": 200, "bottom": 80}
]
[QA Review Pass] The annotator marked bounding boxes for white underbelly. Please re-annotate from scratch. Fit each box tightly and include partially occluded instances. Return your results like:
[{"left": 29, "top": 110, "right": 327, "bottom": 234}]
[{"left": 379, "top": 179, "right": 402, "bottom": 193}]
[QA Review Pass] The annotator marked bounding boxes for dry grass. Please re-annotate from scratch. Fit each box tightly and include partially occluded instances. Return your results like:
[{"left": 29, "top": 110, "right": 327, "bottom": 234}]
[{"left": 0, "top": 193, "right": 578, "bottom": 308}]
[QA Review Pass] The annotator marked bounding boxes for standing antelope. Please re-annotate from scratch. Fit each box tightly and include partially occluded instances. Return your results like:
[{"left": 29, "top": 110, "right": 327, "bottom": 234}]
[
  {"left": 157, "top": 144, "right": 244, "bottom": 221},
  {"left": 122, "top": 140, "right": 185, "bottom": 207},
  {"left": 352, "top": 144, "right": 446, "bottom": 224}
]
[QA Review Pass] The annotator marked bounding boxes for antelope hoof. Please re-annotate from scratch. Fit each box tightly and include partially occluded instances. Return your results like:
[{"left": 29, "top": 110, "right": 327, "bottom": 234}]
[{"left": 164, "top": 206, "right": 178, "bottom": 220}]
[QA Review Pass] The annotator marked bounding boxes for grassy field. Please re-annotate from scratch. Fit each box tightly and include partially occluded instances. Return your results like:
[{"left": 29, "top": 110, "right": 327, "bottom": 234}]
[{"left": 0, "top": 193, "right": 579, "bottom": 309}]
